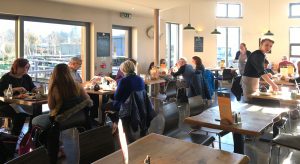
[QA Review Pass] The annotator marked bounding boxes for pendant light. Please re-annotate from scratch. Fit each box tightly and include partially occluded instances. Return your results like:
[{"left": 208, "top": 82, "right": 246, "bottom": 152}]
[
  {"left": 211, "top": 0, "right": 221, "bottom": 35},
  {"left": 184, "top": 4, "right": 195, "bottom": 30},
  {"left": 264, "top": 0, "right": 274, "bottom": 36}
]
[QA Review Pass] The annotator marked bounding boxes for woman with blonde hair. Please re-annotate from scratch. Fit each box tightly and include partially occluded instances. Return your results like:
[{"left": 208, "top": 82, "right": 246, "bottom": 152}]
[{"left": 32, "top": 63, "right": 92, "bottom": 163}]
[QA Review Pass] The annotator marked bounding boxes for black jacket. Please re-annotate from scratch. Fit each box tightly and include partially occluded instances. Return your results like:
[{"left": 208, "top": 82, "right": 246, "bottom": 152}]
[
  {"left": 231, "top": 76, "right": 243, "bottom": 101},
  {"left": 119, "top": 90, "right": 157, "bottom": 132}
]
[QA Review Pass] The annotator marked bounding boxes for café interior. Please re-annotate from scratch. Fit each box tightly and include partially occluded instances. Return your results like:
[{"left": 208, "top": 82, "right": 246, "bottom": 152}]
[{"left": 1, "top": 0, "right": 300, "bottom": 164}]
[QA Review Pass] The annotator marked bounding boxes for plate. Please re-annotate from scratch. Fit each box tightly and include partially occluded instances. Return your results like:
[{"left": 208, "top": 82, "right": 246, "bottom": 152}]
[{"left": 259, "top": 92, "right": 271, "bottom": 96}]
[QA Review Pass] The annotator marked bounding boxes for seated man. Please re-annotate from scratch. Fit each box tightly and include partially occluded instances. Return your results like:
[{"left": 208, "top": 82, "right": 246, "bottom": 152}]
[
  {"left": 277, "top": 56, "right": 296, "bottom": 73},
  {"left": 264, "top": 59, "right": 275, "bottom": 75},
  {"left": 68, "top": 57, "right": 83, "bottom": 83}
]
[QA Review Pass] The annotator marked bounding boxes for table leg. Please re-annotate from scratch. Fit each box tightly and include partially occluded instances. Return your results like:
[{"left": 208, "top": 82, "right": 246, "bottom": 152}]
[
  {"left": 29, "top": 104, "right": 43, "bottom": 130},
  {"left": 233, "top": 133, "right": 244, "bottom": 154},
  {"left": 98, "top": 95, "right": 103, "bottom": 125}
]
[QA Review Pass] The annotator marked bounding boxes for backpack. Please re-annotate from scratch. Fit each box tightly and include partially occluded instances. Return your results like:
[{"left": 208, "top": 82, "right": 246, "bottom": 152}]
[{"left": 0, "top": 132, "right": 18, "bottom": 163}]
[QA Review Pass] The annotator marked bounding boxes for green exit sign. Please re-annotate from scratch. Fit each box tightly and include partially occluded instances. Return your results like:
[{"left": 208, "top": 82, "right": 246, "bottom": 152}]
[{"left": 120, "top": 12, "right": 132, "bottom": 19}]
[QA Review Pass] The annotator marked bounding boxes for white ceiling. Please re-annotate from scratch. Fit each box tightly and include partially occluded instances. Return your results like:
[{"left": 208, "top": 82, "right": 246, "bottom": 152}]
[{"left": 43, "top": 0, "right": 203, "bottom": 16}]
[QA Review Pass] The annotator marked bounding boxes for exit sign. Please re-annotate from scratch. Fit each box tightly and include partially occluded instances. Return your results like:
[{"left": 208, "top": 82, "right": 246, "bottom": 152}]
[{"left": 120, "top": 12, "right": 132, "bottom": 19}]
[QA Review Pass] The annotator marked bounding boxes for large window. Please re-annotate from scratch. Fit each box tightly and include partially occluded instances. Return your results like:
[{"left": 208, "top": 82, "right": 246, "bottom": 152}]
[
  {"left": 216, "top": 3, "right": 242, "bottom": 18},
  {"left": 23, "top": 21, "right": 87, "bottom": 82},
  {"left": 289, "top": 27, "right": 300, "bottom": 64},
  {"left": 217, "top": 27, "right": 240, "bottom": 67},
  {"left": 111, "top": 25, "right": 132, "bottom": 75},
  {"left": 289, "top": 3, "right": 300, "bottom": 18},
  {"left": 0, "top": 19, "right": 16, "bottom": 76},
  {"left": 166, "top": 23, "right": 180, "bottom": 67}
]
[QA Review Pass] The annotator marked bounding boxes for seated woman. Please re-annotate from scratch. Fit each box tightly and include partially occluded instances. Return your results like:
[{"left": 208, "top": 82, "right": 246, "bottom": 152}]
[
  {"left": 32, "top": 63, "right": 92, "bottom": 163},
  {"left": 111, "top": 60, "right": 155, "bottom": 143},
  {"left": 148, "top": 62, "right": 155, "bottom": 75},
  {"left": 0, "top": 58, "right": 36, "bottom": 136}
]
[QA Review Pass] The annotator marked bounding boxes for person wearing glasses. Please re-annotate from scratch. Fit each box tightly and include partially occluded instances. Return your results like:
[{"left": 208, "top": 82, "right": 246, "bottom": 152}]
[{"left": 68, "top": 56, "right": 83, "bottom": 83}]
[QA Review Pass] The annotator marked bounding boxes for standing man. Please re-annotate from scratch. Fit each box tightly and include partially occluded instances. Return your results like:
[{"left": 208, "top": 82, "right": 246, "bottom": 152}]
[{"left": 68, "top": 57, "right": 82, "bottom": 83}]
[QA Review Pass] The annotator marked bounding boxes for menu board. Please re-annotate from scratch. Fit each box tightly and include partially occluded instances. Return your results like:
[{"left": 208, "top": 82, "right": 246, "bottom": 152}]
[
  {"left": 217, "top": 92, "right": 233, "bottom": 124},
  {"left": 194, "top": 36, "right": 203, "bottom": 52},
  {"left": 97, "top": 32, "right": 110, "bottom": 57}
]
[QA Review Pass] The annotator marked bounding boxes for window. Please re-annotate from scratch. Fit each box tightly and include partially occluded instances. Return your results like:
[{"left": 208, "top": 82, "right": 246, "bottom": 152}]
[
  {"left": 111, "top": 25, "right": 132, "bottom": 76},
  {"left": 289, "top": 27, "right": 300, "bottom": 64},
  {"left": 289, "top": 3, "right": 300, "bottom": 18},
  {"left": 23, "top": 19, "right": 88, "bottom": 82},
  {"left": 217, "top": 27, "right": 240, "bottom": 67},
  {"left": 166, "top": 23, "right": 180, "bottom": 67},
  {"left": 216, "top": 3, "right": 242, "bottom": 18},
  {"left": 0, "top": 18, "right": 16, "bottom": 76}
]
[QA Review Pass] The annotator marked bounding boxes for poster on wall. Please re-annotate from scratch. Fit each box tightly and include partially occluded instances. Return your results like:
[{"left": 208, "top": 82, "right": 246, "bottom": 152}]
[
  {"left": 97, "top": 32, "right": 110, "bottom": 57},
  {"left": 194, "top": 36, "right": 204, "bottom": 52}
]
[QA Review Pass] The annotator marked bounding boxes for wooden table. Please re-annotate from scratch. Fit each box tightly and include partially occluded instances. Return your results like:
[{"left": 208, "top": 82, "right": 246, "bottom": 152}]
[
  {"left": 260, "top": 80, "right": 295, "bottom": 86},
  {"left": 93, "top": 133, "right": 249, "bottom": 164},
  {"left": 184, "top": 103, "right": 289, "bottom": 154},
  {"left": 144, "top": 79, "right": 166, "bottom": 97},
  {"left": 85, "top": 89, "right": 115, "bottom": 124},
  {"left": 249, "top": 92, "right": 300, "bottom": 107}
]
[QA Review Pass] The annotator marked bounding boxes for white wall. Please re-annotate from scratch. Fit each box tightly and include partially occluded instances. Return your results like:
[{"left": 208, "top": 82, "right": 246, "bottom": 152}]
[
  {"left": 0, "top": 0, "right": 163, "bottom": 77},
  {"left": 161, "top": 0, "right": 300, "bottom": 68}
]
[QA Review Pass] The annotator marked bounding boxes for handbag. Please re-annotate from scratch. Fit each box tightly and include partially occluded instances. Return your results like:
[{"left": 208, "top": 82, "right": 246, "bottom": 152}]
[{"left": 18, "top": 126, "right": 42, "bottom": 155}]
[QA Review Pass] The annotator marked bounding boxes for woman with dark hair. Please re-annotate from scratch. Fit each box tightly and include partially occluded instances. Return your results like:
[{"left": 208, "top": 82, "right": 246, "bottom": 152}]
[
  {"left": 148, "top": 62, "right": 155, "bottom": 75},
  {"left": 192, "top": 56, "right": 205, "bottom": 71},
  {"left": 0, "top": 58, "right": 36, "bottom": 136},
  {"left": 234, "top": 43, "right": 251, "bottom": 75},
  {"left": 242, "top": 38, "right": 278, "bottom": 101}
]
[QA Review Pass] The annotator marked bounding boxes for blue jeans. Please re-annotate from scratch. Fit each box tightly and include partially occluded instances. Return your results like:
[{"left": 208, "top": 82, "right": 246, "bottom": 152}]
[{"left": 32, "top": 114, "right": 51, "bottom": 130}]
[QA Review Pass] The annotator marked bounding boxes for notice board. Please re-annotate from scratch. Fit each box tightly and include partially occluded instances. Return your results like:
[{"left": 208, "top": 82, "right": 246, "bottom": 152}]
[
  {"left": 194, "top": 36, "right": 204, "bottom": 52},
  {"left": 97, "top": 32, "right": 110, "bottom": 57}
]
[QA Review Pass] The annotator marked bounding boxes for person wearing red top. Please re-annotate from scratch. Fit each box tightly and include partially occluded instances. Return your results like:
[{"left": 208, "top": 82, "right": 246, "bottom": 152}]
[{"left": 278, "top": 56, "right": 296, "bottom": 73}]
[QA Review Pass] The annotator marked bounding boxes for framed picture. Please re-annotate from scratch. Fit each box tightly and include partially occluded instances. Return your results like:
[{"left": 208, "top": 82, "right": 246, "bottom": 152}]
[{"left": 97, "top": 32, "right": 110, "bottom": 57}]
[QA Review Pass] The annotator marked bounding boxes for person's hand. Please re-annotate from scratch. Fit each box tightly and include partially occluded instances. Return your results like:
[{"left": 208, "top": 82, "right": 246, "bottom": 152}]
[
  {"left": 13, "top": 87, "right": 27, "bottom": 93},
  {"left": 272, "top": 84, "right": 279, "bottom": 91},
  {"left": 112, "top": 122, "right": 118, "bottom": 135},
  {"left": 267, "top": 73, "right": 272, "bottom": 78},
  {"left": 104, "top": 76, "right": 116, "bottom": 83}
]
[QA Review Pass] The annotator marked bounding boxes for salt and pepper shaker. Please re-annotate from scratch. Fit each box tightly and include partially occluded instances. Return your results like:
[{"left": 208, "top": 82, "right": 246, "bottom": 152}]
[{"left": 144, "top": 155, "right": 151, "bottom": 164}]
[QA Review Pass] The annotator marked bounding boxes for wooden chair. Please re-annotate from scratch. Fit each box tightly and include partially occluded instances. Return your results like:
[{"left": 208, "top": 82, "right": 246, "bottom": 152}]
[
  {"left": 5, "top": 146, "right": 49, "bottom": 164},
  {"left": 79, "top": 125, "right": 115, "bottom": 164}
]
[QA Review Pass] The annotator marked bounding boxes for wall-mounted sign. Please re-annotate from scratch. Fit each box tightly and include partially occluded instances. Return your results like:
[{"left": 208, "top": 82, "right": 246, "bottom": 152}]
[
  {"left": 120, "top": 12, "right": 132, "bottom": 19},
  {"left": 194, "top": 36, "right": 204, "bottom": 52},
  {"left": 97, "top": 32, "right": 110, "bottom": 57}
]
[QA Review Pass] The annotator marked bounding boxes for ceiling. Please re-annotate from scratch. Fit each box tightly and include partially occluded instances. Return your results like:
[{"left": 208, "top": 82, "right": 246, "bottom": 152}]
[{"left": 43, "top": 0, "right": 203, "bottom": 16}]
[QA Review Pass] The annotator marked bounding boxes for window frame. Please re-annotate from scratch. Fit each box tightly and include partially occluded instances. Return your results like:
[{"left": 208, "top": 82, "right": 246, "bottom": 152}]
[
  {"left": 289, "top": 3, "right": 300, "bottom": 18},
  {"left": 0, "top": 14, "right": 18, "bottom": 59},
  {"left": 289, "top": 27, "right": 300, "bottom": 58},
  {"left": 112, "top": 25, "right": 132, "bottom": 58},
  {"left": 166, "top": 22, "right": 180, "bottom": 67},
  {"left": 217, "top": 27, "right": 240, "bottom": 67},
  {"left": 216, "top": 3, "right": 242, "bottom": 18}
]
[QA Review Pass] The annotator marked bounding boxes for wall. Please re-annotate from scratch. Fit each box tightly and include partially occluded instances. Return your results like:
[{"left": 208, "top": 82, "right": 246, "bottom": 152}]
[
  {"left": 0, "top": 0, "right": 163, "bottom": 78},
  {"left": 161, "top": 0, "right": 300, "bottom": 68}
]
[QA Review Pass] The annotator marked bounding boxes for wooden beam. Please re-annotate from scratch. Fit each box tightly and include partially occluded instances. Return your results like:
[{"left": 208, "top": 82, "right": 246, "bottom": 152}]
[{"left": 154, "top": 9, "right": 160, "bottom": 66}]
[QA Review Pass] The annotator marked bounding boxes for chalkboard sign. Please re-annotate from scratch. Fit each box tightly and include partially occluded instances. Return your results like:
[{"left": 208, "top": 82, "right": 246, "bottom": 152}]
[
  {"left": 97, "top": 32, "right": 110, "bottom": 57},
  {"left": 194, "top": 37, "right": 204, "bottom": 52}
]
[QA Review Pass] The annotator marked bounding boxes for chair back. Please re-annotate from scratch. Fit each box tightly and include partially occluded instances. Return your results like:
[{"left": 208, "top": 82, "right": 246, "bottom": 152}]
[
  {"left": 222, "top": 69, "right": 233, "bottom": 80},
  {"left": 188, "top": 96, "right": 206, "bottom": 116},
  {"left": 6, "top": 146, "right": 49, "bottom": 164},
  {"left": 79, "top": 125, "right": 114, "bottom": 164},
  {"left": 165, "top": 80, "right": 177, "bottom": 99},
  {"left": 161, "top": 102, "right": 179, "bottom": 135}
]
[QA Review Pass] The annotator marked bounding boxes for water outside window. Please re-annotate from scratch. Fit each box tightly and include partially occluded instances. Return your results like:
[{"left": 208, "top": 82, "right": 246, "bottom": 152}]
[
  {"left": 0, "top": 19, "right": 16, "bottom": 76},
  {"left": 24, "top": 21, "right": 85, "bottom": 82}
]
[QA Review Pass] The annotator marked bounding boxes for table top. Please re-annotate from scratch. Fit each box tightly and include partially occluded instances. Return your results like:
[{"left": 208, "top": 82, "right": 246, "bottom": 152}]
[
  {"left": 207, "top": 67, "right": 238, "bottom": 71},
  {"left": 250, "top": 92, "right": 300, "bottom": 106},
  {"left": 260, "top": 80, "right": 295, "bottom": 86},
  {"left": 184, "top": 103, "right": 289, "bottom": 136},
  {"left": 0, "top": 96, "right": 48, "bottom": 106},
  {"left": 85, "top": 89, "right": 115, "bottom": 95},
  {"left": 144, "top": 79, "right": 166, "bottom": 85},
  {"left": 93, "top": 133, "right": 249, "bottom": 164}
]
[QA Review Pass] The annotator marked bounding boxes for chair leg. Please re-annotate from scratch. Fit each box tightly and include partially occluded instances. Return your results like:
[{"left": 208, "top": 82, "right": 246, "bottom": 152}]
[
  {"left": 218, "top": 135, "right": 222, "bottom": 150},
  {"left": 277, "top": 146, "right": 281, "bottom": 164},
  {"left": 269, "top": 144, "right": 274, "bottom": 164},
  {"left": 211, "top": 142, "right": 214, "bottom": 148}
]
